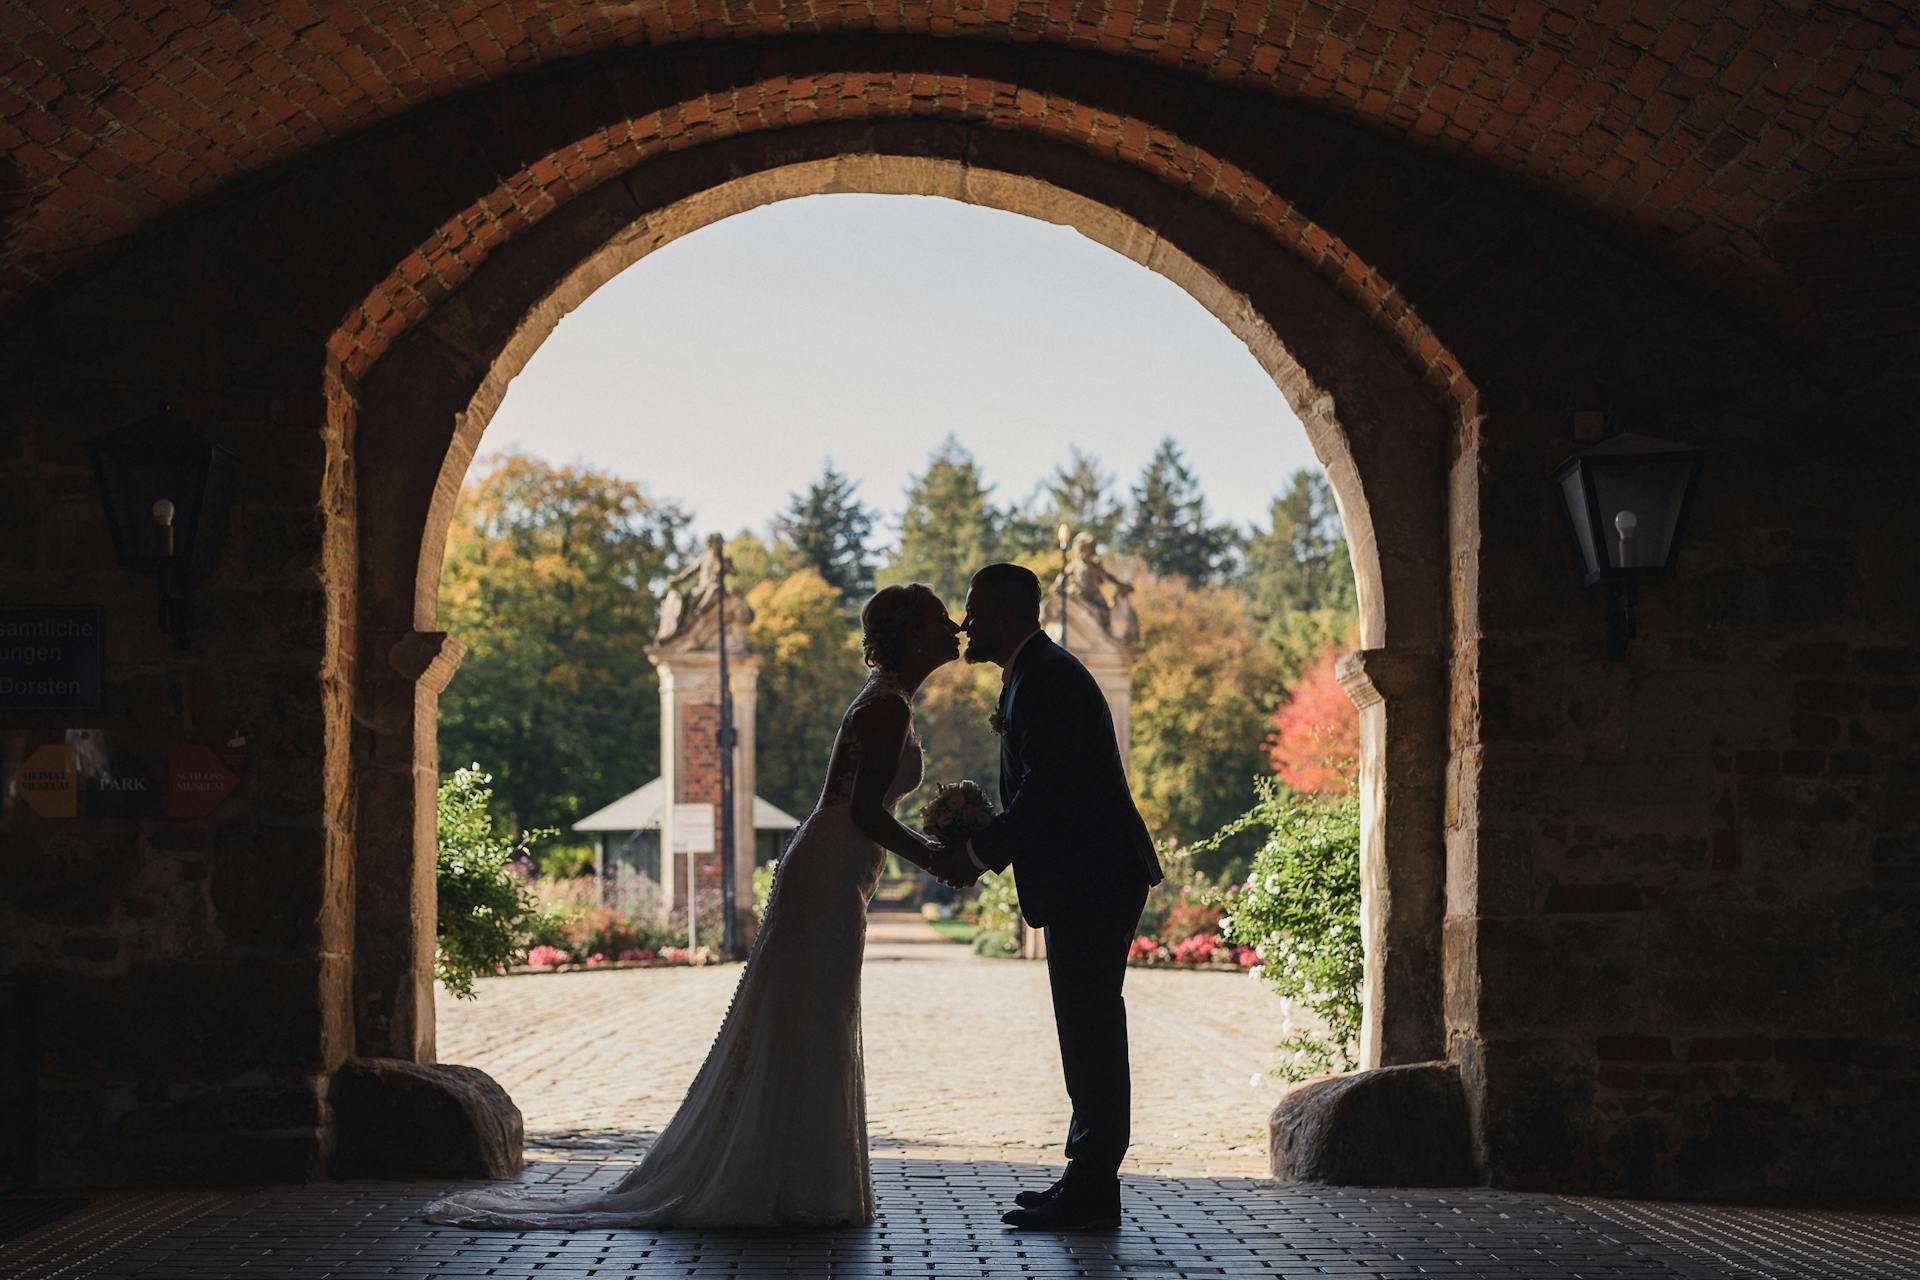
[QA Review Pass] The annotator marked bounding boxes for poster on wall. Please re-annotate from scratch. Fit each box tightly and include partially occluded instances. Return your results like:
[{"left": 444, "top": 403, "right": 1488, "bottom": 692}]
[{"left": 0, "top": 606, "right": 103, "bottom": 711}]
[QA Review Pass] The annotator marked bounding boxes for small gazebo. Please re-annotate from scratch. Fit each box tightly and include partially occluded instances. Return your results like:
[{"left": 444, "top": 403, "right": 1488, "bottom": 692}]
[{"left": 573, "top": 777, "right": 802, "bottom": 886}]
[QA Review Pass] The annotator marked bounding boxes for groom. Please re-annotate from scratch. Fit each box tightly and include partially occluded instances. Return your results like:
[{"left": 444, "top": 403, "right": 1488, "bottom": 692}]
[{"left": 933, "top": 562, "right": 1164, "bottom": 1231}]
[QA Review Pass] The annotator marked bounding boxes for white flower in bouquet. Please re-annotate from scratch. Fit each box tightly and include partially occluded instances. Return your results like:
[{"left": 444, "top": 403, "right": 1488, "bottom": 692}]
[{"left": 920, "top": 779, "right": 996, "bottom": 844}]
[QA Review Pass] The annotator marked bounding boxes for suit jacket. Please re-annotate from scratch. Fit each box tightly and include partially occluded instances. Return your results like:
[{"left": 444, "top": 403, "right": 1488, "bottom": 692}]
[{"left": 970, "top": 633, "right": 1163, "bottom": 928}]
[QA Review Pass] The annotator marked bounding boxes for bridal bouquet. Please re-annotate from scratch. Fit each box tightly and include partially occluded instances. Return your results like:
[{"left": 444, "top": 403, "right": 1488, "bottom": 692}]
[{"left": 920, "top": 779, "right": 995, "bottom": 845}]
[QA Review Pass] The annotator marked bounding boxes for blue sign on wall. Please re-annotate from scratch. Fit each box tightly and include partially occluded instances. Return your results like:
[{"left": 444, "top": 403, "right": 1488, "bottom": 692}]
[{"left": 0, "top": 606, "right": 103, "bottom": 711}]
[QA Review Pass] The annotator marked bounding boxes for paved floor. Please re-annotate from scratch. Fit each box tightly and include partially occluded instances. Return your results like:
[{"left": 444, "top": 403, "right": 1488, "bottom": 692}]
[
  {"left": 6, "top": 910, "right": 1918, "bottom": 1279},
  {"left": 435, "top": 907, "right": 1288, "bottom": 1176}
]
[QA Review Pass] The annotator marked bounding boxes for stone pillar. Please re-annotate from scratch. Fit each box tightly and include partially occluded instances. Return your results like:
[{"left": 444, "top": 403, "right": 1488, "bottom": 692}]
[
  {"left": 1337, "top": 646, "right": 1447, "bottom": 1068},
  {"left": 355, "top": 629, "right": 466, "bottom": 1063},
  {"left": 651, "top": 647, "right": 760, "bottom": 946}
]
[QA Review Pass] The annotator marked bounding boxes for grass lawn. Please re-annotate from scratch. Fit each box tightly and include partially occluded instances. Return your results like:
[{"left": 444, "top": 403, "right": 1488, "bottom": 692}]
[{"left": 925, "top": 918, "right": 977, "bottom": 945}]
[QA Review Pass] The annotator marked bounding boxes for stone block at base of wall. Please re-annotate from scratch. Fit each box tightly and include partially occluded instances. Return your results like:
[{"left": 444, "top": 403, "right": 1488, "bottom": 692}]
[
  {"left": 328, "top": 1058, "right": 523, "bottom": 1179},
  {"left": 1271, "top": 1061, "right": 1472, "bottom": 1187}
]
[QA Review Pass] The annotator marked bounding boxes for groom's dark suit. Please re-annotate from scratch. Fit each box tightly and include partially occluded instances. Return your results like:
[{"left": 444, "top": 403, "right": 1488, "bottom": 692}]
[{"left": 971, "top": 632, "right": 1163, "bottom": 1181}]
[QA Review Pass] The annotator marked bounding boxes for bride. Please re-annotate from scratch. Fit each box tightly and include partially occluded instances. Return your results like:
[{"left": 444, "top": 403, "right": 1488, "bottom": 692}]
[{"left": 422, "top": 583, "right": 972, "bottom": 1230}]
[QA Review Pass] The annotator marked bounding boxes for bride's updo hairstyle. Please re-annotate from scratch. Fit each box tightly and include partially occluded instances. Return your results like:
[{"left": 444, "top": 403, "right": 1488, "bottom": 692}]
[{"left": 860, "top": 583, "right": 933, "bottom": 671}]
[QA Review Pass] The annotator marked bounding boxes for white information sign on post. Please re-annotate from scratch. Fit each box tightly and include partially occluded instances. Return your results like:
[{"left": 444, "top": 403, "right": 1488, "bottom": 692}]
[
  {"left": 671, "top": 803, "right": 715, "bottom": 954},
  {"left": 671, "top": 803, "right": 716, "bottom": 853}
]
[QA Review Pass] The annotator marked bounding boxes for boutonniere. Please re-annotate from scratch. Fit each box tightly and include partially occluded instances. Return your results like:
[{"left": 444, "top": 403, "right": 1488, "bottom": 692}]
[{"left": 988, "top": 710, "right": 1007, "bottom": 736}]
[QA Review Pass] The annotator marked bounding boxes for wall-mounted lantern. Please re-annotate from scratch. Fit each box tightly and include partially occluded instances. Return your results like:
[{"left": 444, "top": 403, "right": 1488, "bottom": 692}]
[
  {"left": 1554, "top": 432, "right": 1703, "bottom": 662},
  {"left": 87, "top": 405, "right": 238, "bottom": 650}
]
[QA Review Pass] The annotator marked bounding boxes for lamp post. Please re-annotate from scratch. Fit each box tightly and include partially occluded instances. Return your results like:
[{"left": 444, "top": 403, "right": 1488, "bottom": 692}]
[
  {"left": 87, "top": 405, "right": 238, "bottom": 649},
  {"left": 1554, "top": 433, "right": 1704, "bottom": 661},
  {"left": 714, "top": 543, "right": 740, "bottom": 959},
  {"left": 1056, "top": 523, "right": 1072, "bottom": 651}
]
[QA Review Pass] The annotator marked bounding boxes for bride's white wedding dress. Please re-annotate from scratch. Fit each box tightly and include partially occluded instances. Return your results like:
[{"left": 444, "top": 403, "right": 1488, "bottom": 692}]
[{"left": 423, "top": 673, "right": 921, "bottom": 1230}]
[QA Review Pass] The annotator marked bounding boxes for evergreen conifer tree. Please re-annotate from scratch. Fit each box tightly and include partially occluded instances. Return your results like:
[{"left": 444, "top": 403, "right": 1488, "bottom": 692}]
[
  {"left": 1118, "top": 437, "right": 1239, "bottom": 583},
  {"left": 771, "top": 460, "right": 876, "bottom": 601},
  {"left": 877, "top": 436, "right": 1005, "bottom": 604},
  {"left": 1007, "top": 447, "right": 1125, "bottom": 555}
]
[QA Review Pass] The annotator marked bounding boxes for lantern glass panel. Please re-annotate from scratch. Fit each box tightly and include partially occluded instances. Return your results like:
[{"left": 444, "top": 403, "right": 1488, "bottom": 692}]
[
  {"left": 1590, "top": 457, "right": 1693, "bottom": 573},
  {"left": 189, "top": 447, "right": 239, "bottom": 580},
  {"left": 1559, "top": 466, "right": 1601, "bottom": 578}
]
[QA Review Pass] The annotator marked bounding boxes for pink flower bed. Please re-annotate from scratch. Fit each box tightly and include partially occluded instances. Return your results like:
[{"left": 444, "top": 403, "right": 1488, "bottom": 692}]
[
  {"left": 1171, "top": 932, "right": 1222, "bottom": 965},
  {"left": 525, "top": 944, "right": 570, "bottom": 969},
  {"left": 661, "top": 946, "right": 692, "bottom": 964},
  {"left": 618, "top": 948, "right": 655, "bottom": 963},
  {"left": 1128, "top": 936, "right": 1161, "bottom": 962}
]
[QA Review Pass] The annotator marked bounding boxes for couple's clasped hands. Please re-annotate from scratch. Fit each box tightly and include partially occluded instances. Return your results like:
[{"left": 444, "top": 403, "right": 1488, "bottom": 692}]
[{"left": 923, "top": 838, "right": 981, "bottom": 890}]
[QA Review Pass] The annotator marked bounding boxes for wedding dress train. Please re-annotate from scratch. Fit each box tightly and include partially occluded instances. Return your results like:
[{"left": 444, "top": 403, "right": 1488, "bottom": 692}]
[{"left": 422, "top": 674, "right": 921, "bottom": 1230}]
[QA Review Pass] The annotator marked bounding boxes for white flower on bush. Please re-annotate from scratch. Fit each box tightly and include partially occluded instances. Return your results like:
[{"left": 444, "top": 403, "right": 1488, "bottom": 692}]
[
  {"left": 1265, "top": 873, "right": 1281, "bottom": 893},
  {"left": 1248, "top": 964, "right": 1264, "bottom": 982},
  {"left": 1218, "top": 915, "right": 1234, "bottom": 936}
]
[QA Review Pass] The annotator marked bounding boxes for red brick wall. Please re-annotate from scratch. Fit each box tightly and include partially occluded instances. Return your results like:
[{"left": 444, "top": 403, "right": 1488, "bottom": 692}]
[{"left": 676, "top": 702, "right": 726, "bottom": 897}]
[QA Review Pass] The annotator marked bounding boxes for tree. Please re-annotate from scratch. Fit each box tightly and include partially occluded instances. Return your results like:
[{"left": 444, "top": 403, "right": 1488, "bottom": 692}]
[
  {"left": 724, "top": 528, "right": 788, "bottom": 599},
  {"left": 1268, "top": 644, "right": 1359, "bottom": 795},
  {"left": 1119, "top": 438, "right": 1240, "bottom": 584},
  {"left": 772, "top": 460, "right": 877, "bottom": 600},
  {"left": 877, "top": 436, "right": 1006, "bottom": 605},
  {"left": 1240, "top": 469, "right": 1358, "bottom": 684},
  {"left": 747, "top": 569, "right": 870, "bottom": 819},
  {"left": 1007, "top": 447, "right": 1125, "bottom": 555},
  {"left": 438, "top": 452, "right": 689, "bottom": 834},
  {"left": 1126, "top": 569, "right": 1277, "bottom": 879}
]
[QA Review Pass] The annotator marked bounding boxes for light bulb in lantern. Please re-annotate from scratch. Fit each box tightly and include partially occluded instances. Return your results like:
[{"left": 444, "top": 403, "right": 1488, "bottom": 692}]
[
  {"left": 1613, "top": 509, "right": 1638, "bottom": 568},
  {"left": 152, "top": 498, "right": 177, "bottom": 558}
]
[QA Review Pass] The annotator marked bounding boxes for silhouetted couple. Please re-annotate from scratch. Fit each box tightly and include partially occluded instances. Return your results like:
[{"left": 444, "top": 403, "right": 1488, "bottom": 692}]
[{"left": 424, "top": 564, "right": 1163, "bottom": 1233}]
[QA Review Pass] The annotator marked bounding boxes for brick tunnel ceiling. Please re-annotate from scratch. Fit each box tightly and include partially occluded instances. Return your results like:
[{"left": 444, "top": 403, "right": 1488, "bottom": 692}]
[{"left": 2, "top": 1, "right": 1916, "bottom": 362}]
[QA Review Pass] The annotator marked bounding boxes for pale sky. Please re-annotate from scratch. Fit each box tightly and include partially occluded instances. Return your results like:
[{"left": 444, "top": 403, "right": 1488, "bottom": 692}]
[{"left": 477, "top": 193, "right": 1319, "bottom": 546}]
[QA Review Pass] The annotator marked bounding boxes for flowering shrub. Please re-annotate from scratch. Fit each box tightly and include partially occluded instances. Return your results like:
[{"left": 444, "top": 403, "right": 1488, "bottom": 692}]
[
  {"left": 1158, "top": 899, "right": 1226, "bottom": 947},
  {"left": 586, "top": 952, "right": 609, "bottom": 966},
  {"left": 661, "top": 946, "right": 691, "bottom": 964},
  {"left": 525, "top": 944, "right": 569, "bottom": 969},
  {"left": 1137, "top": 837, "right": 1225, "bottom": 948},
  {"left": 1196, "top": 776, "right": 1362, "bottom": 1082},
  {"left": 1128, "top": 936, "right": 1162, "bottom": 962},
  {"left": 1172, "top": 932, "right": 1223, "bottom": 965},
  {"left": 972, "top": 868, "right": 1023, "bottom": 936},
  {"left": 754, "top": 860, "right": 778, "bottom": 917},
  {"left": 618, "top": 948, "right": 655, "bottom": 963},
  {"left": 1234, "top": 945, "right": 1260, "bottom": 968},
  {"left": 435, "top": 766, "right": 559, "bottom": 999}
]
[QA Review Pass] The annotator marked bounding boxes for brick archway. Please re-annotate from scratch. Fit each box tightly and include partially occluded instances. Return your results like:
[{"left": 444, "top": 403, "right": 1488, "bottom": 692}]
[{"left": 344, "top": 111, "right": 1463, "bottom": 1118}]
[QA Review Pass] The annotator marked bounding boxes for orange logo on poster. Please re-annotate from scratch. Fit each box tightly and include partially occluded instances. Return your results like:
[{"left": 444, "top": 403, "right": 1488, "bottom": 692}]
[{"left": 12, "top": 743, "right": 78, "bottom": 817}]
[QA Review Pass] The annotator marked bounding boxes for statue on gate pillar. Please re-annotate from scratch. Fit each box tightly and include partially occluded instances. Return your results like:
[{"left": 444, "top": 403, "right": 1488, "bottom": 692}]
[
  {"left": 1050, "top": 531, "right": 1139, "bottom": 647},
  {"left": 657, "top": 531, "right": 754, "bottom": 649}
]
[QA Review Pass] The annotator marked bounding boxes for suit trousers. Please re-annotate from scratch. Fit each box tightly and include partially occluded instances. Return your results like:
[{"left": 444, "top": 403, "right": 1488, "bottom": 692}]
[{"left": 1043, "top": 880, "right": 1150, "bottom": 1184}]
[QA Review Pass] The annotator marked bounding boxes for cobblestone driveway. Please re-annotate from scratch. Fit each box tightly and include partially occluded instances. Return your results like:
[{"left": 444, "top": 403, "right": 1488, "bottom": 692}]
[{"left": 436, "top": 908, "right": 1288, "bottom": 1176}]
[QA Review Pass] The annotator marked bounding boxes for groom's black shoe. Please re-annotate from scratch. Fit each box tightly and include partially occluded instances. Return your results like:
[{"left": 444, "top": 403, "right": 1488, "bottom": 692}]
[
  {"left": 1012, "top": 1177, "right": 1065, "bottom": 1210},
  {"left": 1000, "top": 1178, "right": 1121, "bottom": 1231}
]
